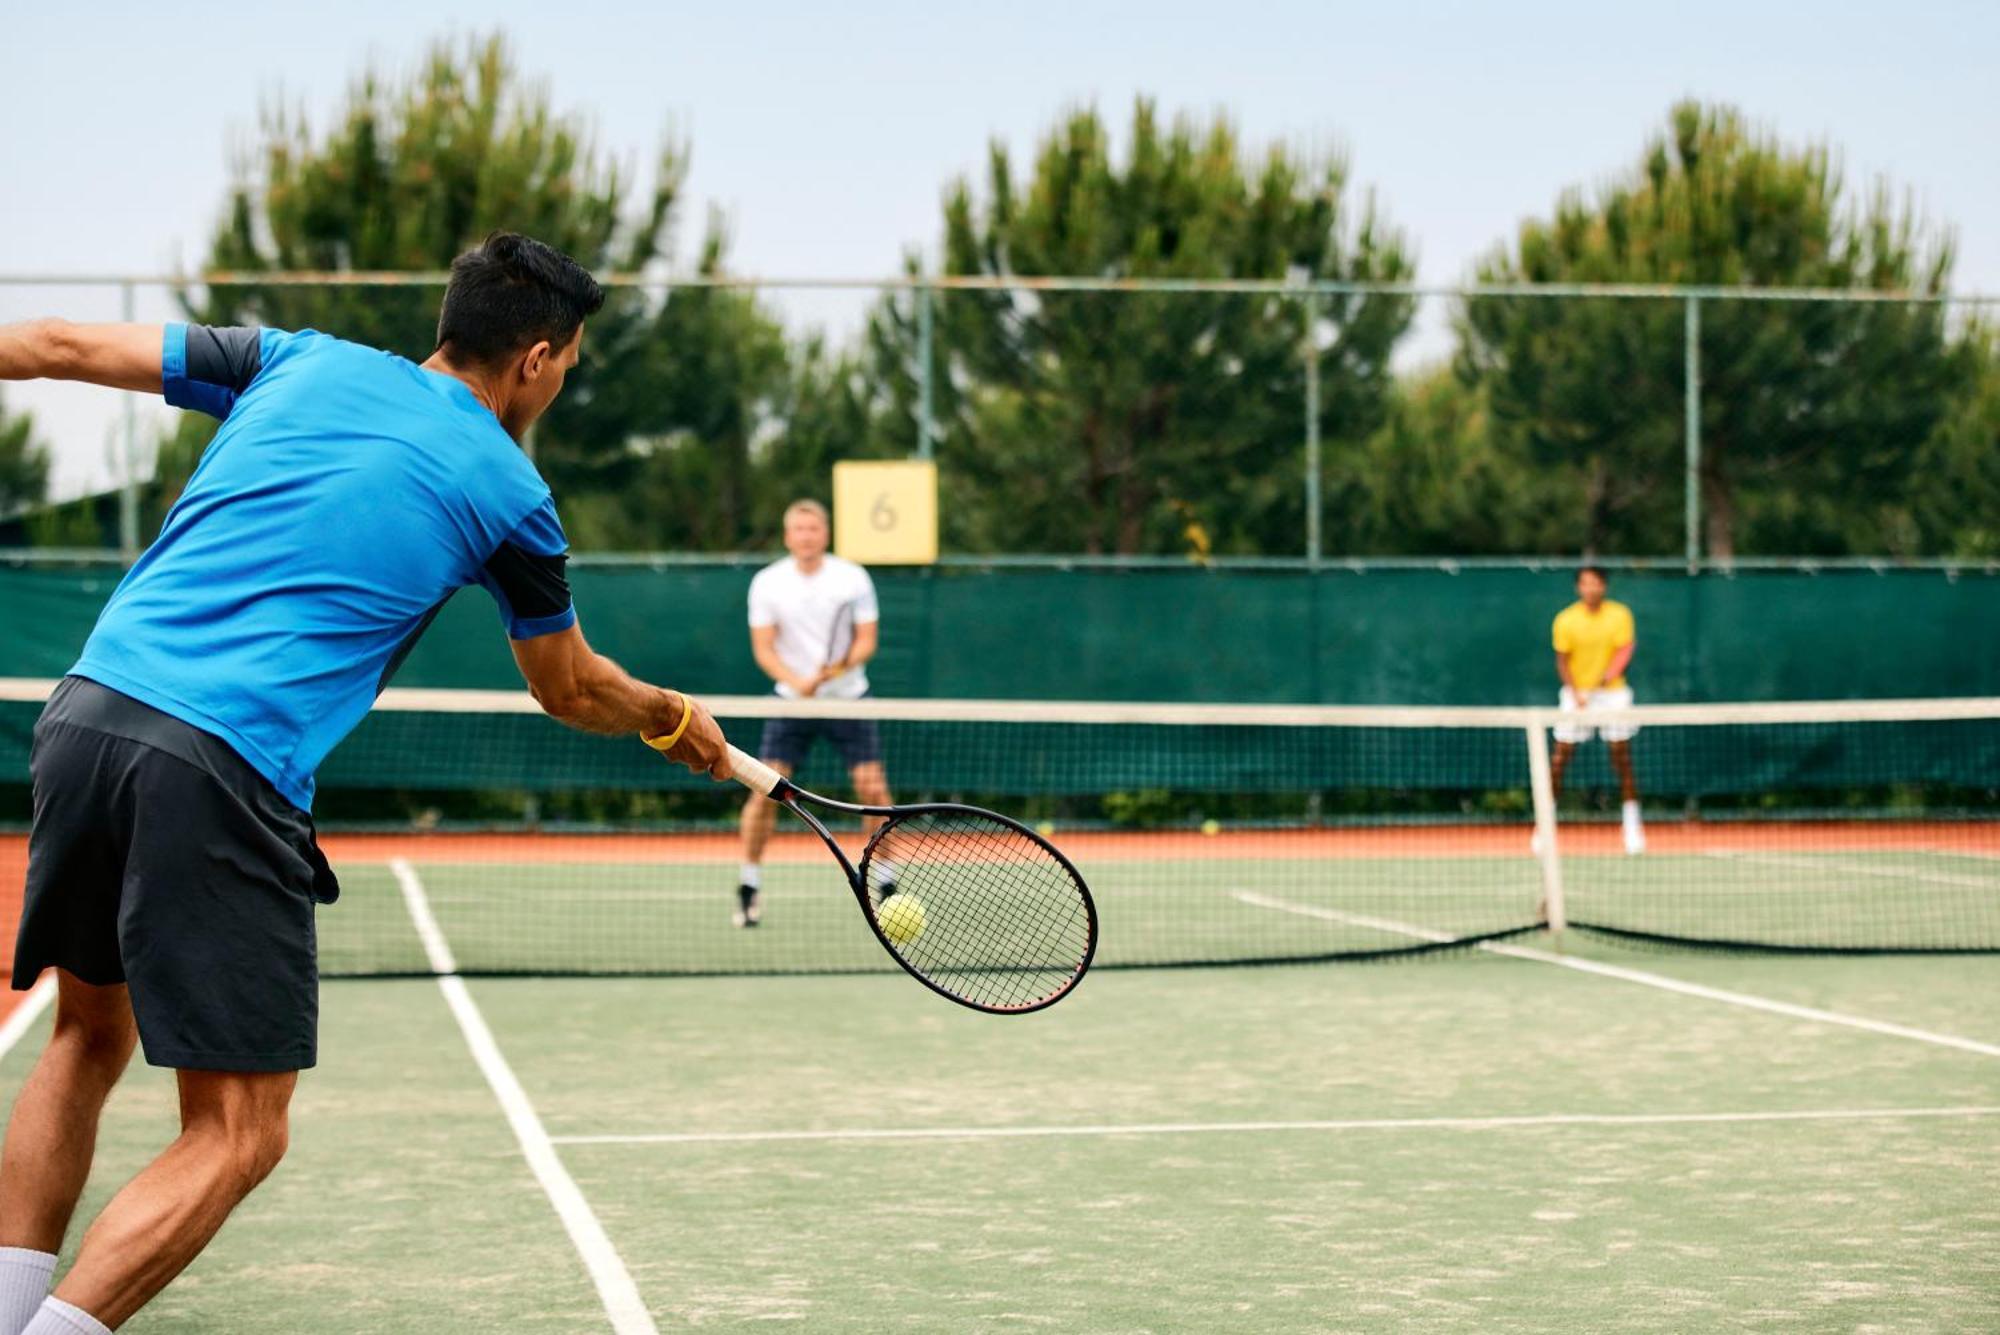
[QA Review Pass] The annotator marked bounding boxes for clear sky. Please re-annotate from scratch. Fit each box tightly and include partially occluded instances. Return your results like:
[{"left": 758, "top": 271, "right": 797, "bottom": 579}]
[{"left": 4, "top": 0, "right": 1996, "bottom": 500}]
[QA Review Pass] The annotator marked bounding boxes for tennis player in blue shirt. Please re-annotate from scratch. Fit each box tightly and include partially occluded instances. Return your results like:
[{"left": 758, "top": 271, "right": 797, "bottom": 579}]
[{"left": 0, "top": 234, "right": 730, "bottom": 1335}]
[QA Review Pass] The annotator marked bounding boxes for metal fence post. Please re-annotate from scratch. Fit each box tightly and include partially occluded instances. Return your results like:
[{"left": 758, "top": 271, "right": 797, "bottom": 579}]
[
  {"left": 1683, "top": 294, "right": 1702, "bottom": 572},
  {"left": 1303, "top": 291, "right": 1322, "bottom": 566},
  {"left": 119, "top": 280, "right": 139, "bottom": 560},
  {"left": 916, "top": 280, "right": 936, "bottom": 461}
]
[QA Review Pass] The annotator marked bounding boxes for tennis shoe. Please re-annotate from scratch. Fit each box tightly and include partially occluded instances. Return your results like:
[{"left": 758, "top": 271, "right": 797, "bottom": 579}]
[{"left": 735, "top": 885, "right": 763, "bottom": 928}]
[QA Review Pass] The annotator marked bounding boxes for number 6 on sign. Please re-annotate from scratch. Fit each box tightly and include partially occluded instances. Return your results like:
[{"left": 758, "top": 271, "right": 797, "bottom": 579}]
[{"left": 834, "top": 460, "right": 937, "bottom": 564}]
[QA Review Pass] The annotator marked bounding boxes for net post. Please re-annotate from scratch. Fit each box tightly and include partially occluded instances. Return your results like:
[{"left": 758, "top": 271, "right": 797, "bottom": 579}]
[{"left": 1525, "top": 720, "right": 1567, "bottom": 942}]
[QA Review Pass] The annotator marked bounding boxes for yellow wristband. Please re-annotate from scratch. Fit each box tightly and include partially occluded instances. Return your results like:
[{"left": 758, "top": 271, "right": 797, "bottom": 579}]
[{"left": 643, "top": 693, "right": 693, "bottom": 752}]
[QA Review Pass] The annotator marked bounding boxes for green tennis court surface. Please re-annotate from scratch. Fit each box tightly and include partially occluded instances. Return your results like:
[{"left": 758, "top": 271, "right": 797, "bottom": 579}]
[{"left": 6, "top": 940, "right": 1996, "bottom": 1331}]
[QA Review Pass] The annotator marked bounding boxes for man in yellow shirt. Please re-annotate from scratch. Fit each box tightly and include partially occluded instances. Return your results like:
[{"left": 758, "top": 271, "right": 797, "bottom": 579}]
[{"left": 1550, "top": 566, "right": 1645, "bottom": 854}]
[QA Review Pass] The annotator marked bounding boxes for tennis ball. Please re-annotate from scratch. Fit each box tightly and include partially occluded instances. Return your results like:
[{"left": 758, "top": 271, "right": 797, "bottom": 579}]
[
  {"left": 1037, "top": 821, "right": 1056, "bottom": 837},
  {"left": 1201, "top": 819, "right": 1221, "bottom": 837},
  {"left": 878, "top": 894, "right": 926, "bottom": 946}
]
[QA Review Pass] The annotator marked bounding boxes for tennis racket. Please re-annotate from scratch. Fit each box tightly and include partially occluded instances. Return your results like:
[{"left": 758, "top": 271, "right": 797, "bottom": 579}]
[
  {"left": 726, "top": 744, "right": 1097, "bottom": 1014},
  {"left": 819, "top": 599, "right": 856, "bottom": 688}
]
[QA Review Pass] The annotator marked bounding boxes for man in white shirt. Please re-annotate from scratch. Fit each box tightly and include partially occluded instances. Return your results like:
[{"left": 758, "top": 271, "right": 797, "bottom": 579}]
[{"left": 737, "top": 499, "right": 894, "bottom": 926}]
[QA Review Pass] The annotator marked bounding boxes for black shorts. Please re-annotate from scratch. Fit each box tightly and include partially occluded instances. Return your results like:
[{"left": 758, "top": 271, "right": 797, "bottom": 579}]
[
  {"left": 758, "top": 711, "right": 883, "bottom": 771},
  {"left": 12, "top": 677, "right": 338, "bottom": 1072}
]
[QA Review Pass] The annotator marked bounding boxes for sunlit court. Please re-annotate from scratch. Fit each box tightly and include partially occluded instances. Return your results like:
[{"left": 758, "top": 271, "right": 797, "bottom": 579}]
[{"left": 4, "top": 3, "right": 1999, "bottom": 1331}]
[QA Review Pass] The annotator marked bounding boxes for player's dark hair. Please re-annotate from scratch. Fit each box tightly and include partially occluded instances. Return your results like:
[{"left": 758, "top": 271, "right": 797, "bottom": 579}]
[
  {"left": 1577, "top": 565, "right": 1609, "bottom": 584},
  {"left": 435, "top": 233, "right": 605, "bottom": 369}
]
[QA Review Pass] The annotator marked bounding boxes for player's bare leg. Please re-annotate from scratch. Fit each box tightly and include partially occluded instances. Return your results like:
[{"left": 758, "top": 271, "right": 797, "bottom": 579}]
[
  {"left": 0, "top": 972, "right": 137, "bottom": 1329},
  {"left": 1548, "top": 740, "right": 1576, "bottom": 798},
  {"left": 1609, "top": 740, "right": 1645, "bottom": 854},
  {"left": 850, "top": 761, "right": 897, "bottom": 900},
  {"left": 47, "top": 1068, "right": 293, "bottom": 1330},
  {"left": 736, "top": 759, "right": 795, "bottom": 925}
]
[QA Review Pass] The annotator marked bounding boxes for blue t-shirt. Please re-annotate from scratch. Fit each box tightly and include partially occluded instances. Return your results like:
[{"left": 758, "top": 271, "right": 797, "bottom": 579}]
[{"left": 72, "top": 324, "right": 577, "bottom": 811}]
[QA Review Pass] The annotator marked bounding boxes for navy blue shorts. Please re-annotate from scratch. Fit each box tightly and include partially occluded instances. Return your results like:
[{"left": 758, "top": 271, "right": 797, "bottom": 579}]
[
  {"left": 758, "top": 712, "right": 883, "bottom": 771},
  {"left": 14, "top": 678, "right": 338, "bottom": 1073}
]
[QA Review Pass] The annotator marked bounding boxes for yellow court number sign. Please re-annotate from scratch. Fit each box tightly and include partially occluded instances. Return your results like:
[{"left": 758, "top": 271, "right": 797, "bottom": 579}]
[{"left": 832, "top": 460, "right": 938, "bottom": 565}]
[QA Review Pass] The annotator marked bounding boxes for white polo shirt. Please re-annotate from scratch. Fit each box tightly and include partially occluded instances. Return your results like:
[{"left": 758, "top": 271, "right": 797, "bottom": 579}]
[{"left": 747, "top": 555, "right": 879, "bottom": 700}]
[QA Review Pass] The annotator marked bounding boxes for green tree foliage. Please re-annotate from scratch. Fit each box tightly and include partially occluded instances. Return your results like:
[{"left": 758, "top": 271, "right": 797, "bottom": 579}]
[
  {"left": 166, "top": 33, "right": 802, "bottom": 550},
  {"left": 195, "top": 33, "right": 649, "bottom": 354},
  {"left": 1459, "top": 101, "right": 1964, "bottom": 558},
  {"left": 1909, "top": 323, "right": 2000, "bottom": 558},
  {"left": 0, "top": 392, "right": 50, "bottom": 518},
  {"left": 871, "top": 102, "right": 1413, "bottom": 556},
  {"left": 1328, "top": 366, "right": 1567, "bottom": 555}
]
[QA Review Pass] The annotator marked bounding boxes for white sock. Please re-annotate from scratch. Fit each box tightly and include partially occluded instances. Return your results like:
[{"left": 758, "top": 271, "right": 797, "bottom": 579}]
[
  {"left": 739, "top": 863, "right": 762, "bottom": 891},
  {"left": 1622, "top": 799, "right": 1642, "bottom": 826},
  {"left": 0, "top": 1250, "right": 56, "bottom": 1335},
  {"left": 21, "top": 1298, "right": 111, "bottom": 1335}
]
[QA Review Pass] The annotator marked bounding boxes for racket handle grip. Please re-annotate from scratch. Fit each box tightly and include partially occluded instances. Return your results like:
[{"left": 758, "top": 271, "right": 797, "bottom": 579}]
[{"left": 727, "top": 745, "right": 784, "bottom": 796}]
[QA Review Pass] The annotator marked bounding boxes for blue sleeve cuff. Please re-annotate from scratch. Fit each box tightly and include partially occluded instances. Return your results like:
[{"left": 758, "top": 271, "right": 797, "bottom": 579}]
[
  {"left": 508, "top": 605, "right": 577, "bottom": 640},
  {"left": 161, "top": 323, "right": 241, "bottom": 419}
]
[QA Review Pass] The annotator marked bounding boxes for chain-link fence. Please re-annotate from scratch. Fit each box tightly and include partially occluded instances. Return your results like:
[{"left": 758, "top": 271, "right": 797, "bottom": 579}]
[{"left": 2, "top": 274, "right": 1994, "bottom": 568}]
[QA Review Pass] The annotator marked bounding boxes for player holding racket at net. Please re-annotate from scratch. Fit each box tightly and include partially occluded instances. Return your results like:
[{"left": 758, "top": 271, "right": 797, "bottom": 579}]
[{"left": 736, "top": 500, "right": 897, "bottom": 927}]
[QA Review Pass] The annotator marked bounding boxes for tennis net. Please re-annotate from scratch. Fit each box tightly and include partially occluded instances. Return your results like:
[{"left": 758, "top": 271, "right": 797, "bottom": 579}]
[{"left": 2, "top": 681, "right": 1996, "bottom": 975}]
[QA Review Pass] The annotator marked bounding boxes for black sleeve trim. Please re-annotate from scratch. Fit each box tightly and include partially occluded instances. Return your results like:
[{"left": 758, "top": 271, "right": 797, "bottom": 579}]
[
  {"left": 483, "top": 541, "right": 572, "bottom": 620},
  {"left": 183, "top": 325, "right": 265, "bottom": 392}
]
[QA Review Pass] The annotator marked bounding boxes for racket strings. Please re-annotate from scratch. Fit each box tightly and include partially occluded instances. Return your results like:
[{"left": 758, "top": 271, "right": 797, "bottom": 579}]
[{"left": 864, "top": 811, "right": 1094, "bottom": 1011}]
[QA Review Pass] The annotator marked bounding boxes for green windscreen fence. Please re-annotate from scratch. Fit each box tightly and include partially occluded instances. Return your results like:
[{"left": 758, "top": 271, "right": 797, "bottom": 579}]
[
  {"left": 6, "top": 560, "right": 1998, "bottom": 704},
  {"left": 4, "top": 684, "right": 1995, "bottom": 976}
]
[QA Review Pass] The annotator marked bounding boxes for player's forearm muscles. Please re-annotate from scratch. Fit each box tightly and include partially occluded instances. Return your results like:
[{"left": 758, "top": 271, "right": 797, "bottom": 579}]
[
  {"left": 844, "top": 621, "right": 880, "bottom": 669},
  {"left": 542, "top": 652, "right": 683, "bottom": 737},
  {"left": 0, "top": 320, "right": 163, "bottom": 391},
  {"left": 749, "top": 627, "right": 796, "bottom": 688},
  {"left": 752, "top": 645, "right": 790, "bottom": 684},
  {"left": 511, "top": 626, "right": 681, "bottom": 737}
]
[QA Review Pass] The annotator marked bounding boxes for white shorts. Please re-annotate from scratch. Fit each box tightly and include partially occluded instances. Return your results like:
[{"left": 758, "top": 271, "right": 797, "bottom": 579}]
[{"left": 1553, "top": 685, "right": 1639, "bottom": 745}]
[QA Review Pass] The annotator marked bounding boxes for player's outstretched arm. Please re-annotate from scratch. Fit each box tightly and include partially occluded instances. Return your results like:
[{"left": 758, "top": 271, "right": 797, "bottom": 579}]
[
  {"left": 0, "top": 320, "right": 163, "bottom": 392},
  {"left": 509, "top": 622, "right": 731, "bottom": 779}
]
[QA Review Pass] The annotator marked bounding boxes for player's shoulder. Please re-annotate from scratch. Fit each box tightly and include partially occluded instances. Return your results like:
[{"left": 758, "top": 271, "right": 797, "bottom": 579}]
[
  {"left": 1553, "top": 599, "right": 1585, "bottom": 625},
  {"left": 255, "top": 327, "right": 362, "bottom": 365},
  {"left": 749, "top": 557, "right": 794, "bottom": 587},
  {"left": 825, "top": 554, "right": 872, "bottom": 582}
]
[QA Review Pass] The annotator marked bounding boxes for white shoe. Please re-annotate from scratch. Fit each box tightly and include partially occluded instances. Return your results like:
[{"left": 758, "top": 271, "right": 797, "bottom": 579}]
[{"left": 1623, "top": 821, "right": 1646, "bottom": 856}]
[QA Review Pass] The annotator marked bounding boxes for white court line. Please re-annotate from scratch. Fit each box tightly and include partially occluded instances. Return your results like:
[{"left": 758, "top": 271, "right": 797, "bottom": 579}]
[
  {"left": 0, "top": 975, "right": 56, "bottom": 1063},
  {"left": 1229, "top": 890, "right": 2000, "bottom": 1060},
  {"left": 1702, "top": 849, "right": 2000, "bottom": 892},
  {"left": 389, "top": 860, "right": 656, "bottom": 1335},
  {"left": 551, "top": 1104, "right": 2000, "bottom": 1148}
]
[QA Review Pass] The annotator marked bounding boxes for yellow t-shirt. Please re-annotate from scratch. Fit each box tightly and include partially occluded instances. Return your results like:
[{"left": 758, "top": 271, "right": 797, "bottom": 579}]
[{"left": 1552, "top": 599, "right": 1635, "bottom": 692}]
